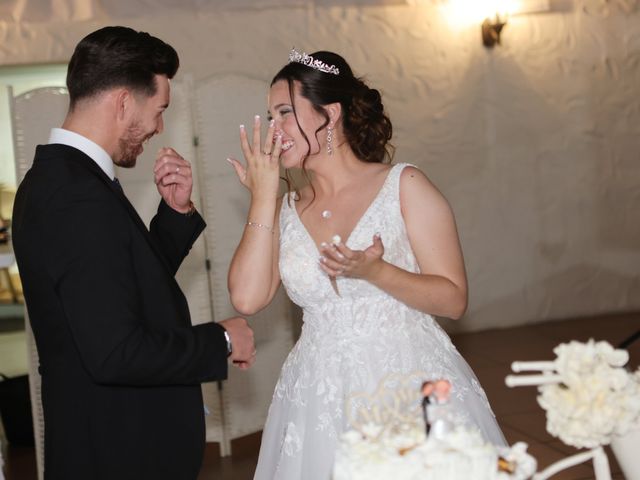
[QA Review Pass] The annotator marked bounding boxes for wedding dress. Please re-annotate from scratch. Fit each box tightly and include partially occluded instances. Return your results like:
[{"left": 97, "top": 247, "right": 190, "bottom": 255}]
[{"left": 253, "top": 163, "right": 505, "bottom": 480}]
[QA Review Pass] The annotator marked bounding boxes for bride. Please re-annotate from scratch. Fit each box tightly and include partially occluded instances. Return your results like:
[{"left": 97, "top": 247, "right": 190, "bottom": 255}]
[{"left": 227, "top": 49, "right": 505, "bottom": 480}]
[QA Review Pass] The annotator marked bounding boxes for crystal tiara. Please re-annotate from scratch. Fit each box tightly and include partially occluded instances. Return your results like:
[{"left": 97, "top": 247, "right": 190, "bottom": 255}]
[{"left": 288, "top": 48, "right": 340, "bottom": 76}]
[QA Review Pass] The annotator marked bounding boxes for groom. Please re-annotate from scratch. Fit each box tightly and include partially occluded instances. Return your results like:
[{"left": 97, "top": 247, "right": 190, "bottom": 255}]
[{"left": 12, "top": 26, "right": 255, "bottom": 480}]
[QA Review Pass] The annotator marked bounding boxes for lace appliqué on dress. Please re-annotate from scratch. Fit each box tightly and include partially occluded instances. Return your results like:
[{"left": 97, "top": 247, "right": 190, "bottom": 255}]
[{"left": 253, "top": 164, "right": 505, "bottom": 480}]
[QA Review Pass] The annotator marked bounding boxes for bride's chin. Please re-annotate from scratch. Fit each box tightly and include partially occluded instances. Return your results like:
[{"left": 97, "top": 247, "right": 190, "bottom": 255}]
[
  {"left": 280, "top": 151, "right": 302, "bottom": 169},
  {"left": 281, "top": 159, "right": 301, "bottom": 170}
]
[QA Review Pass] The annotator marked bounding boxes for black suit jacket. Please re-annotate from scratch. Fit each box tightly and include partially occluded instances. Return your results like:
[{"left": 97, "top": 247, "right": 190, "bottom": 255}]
[{"left": 12, "top": 144, "right": 229, "bottom": 480}]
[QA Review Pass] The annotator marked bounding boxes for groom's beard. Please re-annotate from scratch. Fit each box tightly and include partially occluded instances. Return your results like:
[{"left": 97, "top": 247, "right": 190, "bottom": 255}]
[{"left": 117, "top": 120, "right": 152, "bottom": 168}]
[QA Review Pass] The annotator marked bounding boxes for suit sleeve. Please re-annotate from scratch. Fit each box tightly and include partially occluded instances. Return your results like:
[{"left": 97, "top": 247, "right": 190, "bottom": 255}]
[
  {"left": 149, "top": 199, "right": 206, "bottom": 275},
  {"left": 45, "top": 190, "right": 228, "bottom": 386}
]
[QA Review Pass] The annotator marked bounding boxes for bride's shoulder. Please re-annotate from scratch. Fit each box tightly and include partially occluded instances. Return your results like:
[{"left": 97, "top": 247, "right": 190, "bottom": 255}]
[
  {"left": 397, "top": 163, "right": 432, "bottom": 185},
  {"left": 395, "top": 162, "right": 422, "bottom": 176},
  {"left": 397, "top": 164, "right": 448, "bottom": 206}
]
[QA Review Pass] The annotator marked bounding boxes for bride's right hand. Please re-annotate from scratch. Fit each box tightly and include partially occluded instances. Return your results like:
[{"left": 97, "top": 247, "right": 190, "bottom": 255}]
[{"left": 228, "top": 114, "right": 282, "bottom": 199}]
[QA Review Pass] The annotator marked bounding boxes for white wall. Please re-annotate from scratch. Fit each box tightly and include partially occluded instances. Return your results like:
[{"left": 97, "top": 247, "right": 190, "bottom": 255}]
[{"left": 1, "top": 0, "right": 639, "bottom": 332}]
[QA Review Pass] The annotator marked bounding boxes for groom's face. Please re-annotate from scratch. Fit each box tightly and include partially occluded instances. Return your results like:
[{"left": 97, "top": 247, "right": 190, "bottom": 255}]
[{"left": 116, "top": 75, "right": 170, "bottom": 168}]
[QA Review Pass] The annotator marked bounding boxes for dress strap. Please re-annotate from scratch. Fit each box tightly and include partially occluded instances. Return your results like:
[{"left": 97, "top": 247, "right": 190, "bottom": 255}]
[{"left": 388, "top": 162, "right": 415, "bottom": 200}]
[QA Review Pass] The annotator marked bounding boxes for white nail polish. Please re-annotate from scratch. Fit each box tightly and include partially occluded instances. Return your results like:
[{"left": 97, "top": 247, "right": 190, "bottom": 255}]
[{"left": 240, "top": 124, "right": 245, "bottom": 130}]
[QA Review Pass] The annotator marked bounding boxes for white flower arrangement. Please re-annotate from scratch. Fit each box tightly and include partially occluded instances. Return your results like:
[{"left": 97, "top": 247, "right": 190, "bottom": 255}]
[{"left": 536, "top": 339, "right": 640, "bottom": 449}]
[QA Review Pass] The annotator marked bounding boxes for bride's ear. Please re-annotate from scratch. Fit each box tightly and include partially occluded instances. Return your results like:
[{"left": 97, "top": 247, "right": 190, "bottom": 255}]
[{"left": 325, "top": 102, "right": 342, "bottom": 128}]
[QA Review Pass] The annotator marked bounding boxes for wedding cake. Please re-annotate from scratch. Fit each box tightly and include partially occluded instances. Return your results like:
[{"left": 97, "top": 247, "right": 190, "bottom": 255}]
[
  {"left": 333, "top": 377, "right": 536, "bottom": 480},
  {"left": 333, "top": 422, "right": 535, "bottom": 480}
]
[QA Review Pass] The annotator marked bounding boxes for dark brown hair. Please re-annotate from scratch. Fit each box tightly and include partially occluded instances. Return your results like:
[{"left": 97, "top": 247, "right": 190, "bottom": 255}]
[
  {"left": 271, "top": 51, "right": 394, "bottom": 200},
  {"left": 67, "top": 26, "right": 179, "bottom": 108}
]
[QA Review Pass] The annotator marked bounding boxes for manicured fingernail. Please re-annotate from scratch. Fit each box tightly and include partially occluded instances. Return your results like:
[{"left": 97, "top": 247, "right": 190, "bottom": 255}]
[
  {"left": 240, "top": 124, "right": 245, "bottom": 130},
  {"left": 226, "top": 158, "right": 233, "bottom": 164},
  {"left": 319, "top": 256, "right": 326, "bottom": 263},
  {"left": 332, "top": 235, "right": 342, "bottom": 245},
  {"left": 375, "top": 232, "right": 381, "bottom": 238},
  {"left": 320, "top": 242, "right": 328, "bottom": 248},
  {"left": 336, "top": 252, "right": 345, "bottom": 259},
  {"left": 254, "top": 114, "right": 260, "bottom": 121},
  {"left": 269, "top": 119, "right": 275, "bottom": 127}
]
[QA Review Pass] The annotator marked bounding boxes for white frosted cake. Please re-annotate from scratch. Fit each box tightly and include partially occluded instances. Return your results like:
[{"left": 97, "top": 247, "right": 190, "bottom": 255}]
[
  {"left": 333, "top": 422, "right": 536, "bottom": 480},
  {"left": 334, "top": 376, "right": 536, "bottom": 480}
]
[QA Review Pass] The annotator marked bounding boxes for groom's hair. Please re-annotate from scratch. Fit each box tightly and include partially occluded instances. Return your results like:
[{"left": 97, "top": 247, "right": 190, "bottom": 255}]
[{"left": 66, "top": 26, "right": 179, "bottom": 109}]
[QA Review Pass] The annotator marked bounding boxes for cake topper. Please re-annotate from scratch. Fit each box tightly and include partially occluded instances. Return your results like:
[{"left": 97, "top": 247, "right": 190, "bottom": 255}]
[{"left": 346, "top": 372, "right": 426, "bottom": 441}]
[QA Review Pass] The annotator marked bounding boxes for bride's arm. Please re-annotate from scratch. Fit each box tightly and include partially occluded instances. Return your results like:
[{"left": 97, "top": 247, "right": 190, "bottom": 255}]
[
  {"left": 375, "top": 166, "right": 467, "bottom": 318},
  {"left": 320, "top": 166, "right": 467, "bottom": 319},
  {"left": 227, "top": 116, "right": 283, "bottom": 315},
  {"left": 228, "top": 195, "right": 282, "bottom": 315}
]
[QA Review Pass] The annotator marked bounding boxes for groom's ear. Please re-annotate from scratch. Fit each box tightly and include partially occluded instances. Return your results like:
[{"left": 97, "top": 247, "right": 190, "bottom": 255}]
[
  {"left": 112, "top": 87, "right": 135, "bottom": 124},
  {"left": 325, "top": 102, "right": 342, "bottom": 128}
]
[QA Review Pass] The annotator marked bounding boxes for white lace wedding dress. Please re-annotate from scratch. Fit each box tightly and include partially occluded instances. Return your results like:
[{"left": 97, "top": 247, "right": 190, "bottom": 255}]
[{"left": 253, "top": 163, "right": 505, "bottom": 480}]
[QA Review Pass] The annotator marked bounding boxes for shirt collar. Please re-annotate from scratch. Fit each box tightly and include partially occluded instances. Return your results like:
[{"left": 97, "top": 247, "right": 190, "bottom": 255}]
[{"left": 48, "top": 128, "right": 116, "bottom": 181}]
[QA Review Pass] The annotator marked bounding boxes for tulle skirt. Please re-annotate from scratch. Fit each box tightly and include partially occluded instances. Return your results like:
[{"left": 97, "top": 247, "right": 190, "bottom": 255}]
[{"left": 253, "top": 301, "right": 506, "bottom": 480}]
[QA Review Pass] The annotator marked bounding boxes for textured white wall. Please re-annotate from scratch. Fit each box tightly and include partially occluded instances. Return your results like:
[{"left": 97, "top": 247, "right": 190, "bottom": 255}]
[{"left": 1, "top": 0, "right": 639, "bottom": 332}]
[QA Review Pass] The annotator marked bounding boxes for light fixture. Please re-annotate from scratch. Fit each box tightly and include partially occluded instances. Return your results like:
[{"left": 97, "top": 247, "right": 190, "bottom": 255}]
[
  {"left": 482, "top": 14, "right": 508, "bottom": 48},
  {"left": 442, "top": 0, "right": 551, "bottom": 49},
  {"left": 481, "top": 0, "right": 553, "bottom": 48}
]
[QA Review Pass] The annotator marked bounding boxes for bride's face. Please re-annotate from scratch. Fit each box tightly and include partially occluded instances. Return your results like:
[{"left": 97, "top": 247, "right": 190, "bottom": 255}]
[{"left": 268, "top": 79, "right": 327, "bottom": 169}]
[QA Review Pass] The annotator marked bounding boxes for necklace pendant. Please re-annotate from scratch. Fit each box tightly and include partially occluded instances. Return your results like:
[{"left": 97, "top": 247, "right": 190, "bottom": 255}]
[{"left": 321, "top": 210, "right": 332, "bottom": 219}]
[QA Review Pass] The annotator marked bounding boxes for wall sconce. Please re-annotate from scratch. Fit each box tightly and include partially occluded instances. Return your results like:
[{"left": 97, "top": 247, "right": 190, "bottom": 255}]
[
  {"left": 443, "top": 0, "right": 551, "bottom": 49},
  {"left": 482, "top": 14, "right": 507, "bottom": 48},
  {"left": 482, "top": 0, "right": 553, "bottom": 48}
]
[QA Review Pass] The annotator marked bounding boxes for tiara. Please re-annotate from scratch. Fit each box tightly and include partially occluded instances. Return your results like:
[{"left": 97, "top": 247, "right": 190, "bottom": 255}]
[{"left": 288, "top": 48, "right": 340, "bottom": 76}]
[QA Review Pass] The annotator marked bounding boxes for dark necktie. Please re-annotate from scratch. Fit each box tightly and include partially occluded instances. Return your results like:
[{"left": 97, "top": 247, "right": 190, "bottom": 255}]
[{"left": 112, "top": 177, "right": 123, "bottom": 192}]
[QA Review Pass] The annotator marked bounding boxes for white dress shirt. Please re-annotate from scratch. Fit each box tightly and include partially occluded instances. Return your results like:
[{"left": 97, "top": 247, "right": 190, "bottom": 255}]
[{"left": 48, "top": 128, "right": 116, "bottom": 181}]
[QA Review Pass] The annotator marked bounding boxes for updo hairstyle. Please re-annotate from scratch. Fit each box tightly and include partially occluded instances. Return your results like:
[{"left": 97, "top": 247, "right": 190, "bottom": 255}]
[{"left": 271, "top": 51, "right": 394, "bottom": 164}]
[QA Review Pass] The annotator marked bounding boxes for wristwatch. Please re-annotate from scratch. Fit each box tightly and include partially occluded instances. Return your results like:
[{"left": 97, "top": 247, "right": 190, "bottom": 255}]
[{"left": 223, "top": 328, "right": 232, "bottom": 357}]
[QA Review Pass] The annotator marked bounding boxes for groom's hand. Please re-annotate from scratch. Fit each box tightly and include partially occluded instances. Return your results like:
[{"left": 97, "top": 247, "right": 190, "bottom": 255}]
[
  {"left": 153, "top": 147, "right": 194, "bottom": 213},
  {"left": 219, "top": 316, "right": 256, "bottom": 370}
]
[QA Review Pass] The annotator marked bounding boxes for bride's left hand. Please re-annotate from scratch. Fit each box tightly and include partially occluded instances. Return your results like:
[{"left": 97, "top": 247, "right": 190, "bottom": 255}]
[{"left": 319, "top": 233, "right": 385, "bottom": 280}]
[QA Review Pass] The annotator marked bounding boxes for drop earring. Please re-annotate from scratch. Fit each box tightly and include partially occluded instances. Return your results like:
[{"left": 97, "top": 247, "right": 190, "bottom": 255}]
[{"left": 326, "top": 126, "right": 333, "bottom": 156}]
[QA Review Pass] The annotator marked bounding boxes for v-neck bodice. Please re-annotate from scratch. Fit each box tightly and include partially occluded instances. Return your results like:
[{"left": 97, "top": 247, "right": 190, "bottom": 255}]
[
  {"left": 279, "top": 163, "right": 419, "bottom": 310},
  {"left": 291, "top": 163, "right": 396, "bottom": 254}
]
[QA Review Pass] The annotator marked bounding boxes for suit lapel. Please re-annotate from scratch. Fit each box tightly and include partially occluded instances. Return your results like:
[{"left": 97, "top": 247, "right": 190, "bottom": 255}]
[{"left": 62, "top": 147, "right": 176, "bottom": 277}]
